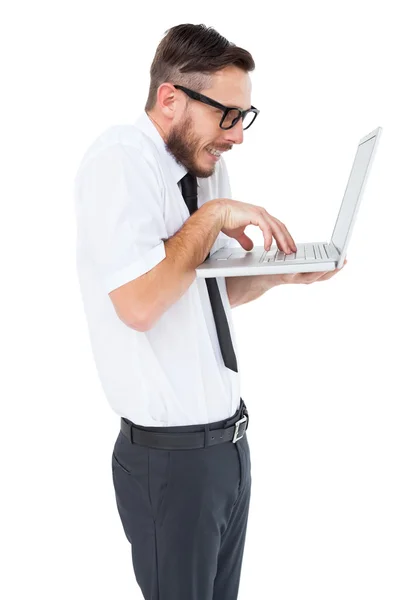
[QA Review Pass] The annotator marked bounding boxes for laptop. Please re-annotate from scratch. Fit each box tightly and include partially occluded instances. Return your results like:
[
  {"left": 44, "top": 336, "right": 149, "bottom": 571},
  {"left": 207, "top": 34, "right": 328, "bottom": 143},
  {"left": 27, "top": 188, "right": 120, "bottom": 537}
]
[{"left": 196, "top": 127, "right": 382, "bottom": 278}]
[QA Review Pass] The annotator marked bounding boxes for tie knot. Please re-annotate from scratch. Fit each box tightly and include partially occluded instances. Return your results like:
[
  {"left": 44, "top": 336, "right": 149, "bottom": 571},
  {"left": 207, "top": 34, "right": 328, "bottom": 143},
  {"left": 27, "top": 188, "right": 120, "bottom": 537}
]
[{"left": 180, "top": 171, "right": 197, "bottom": 189}]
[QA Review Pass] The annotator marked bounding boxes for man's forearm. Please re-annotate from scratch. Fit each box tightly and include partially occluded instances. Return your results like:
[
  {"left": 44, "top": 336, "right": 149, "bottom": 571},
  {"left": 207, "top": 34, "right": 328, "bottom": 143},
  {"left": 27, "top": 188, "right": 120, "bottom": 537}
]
[
  {"left": 138, "top": 200, "right": 224, "bottom": 329},
  {"left": 226, "top": 275, "right": 281, "bottom": 308}
]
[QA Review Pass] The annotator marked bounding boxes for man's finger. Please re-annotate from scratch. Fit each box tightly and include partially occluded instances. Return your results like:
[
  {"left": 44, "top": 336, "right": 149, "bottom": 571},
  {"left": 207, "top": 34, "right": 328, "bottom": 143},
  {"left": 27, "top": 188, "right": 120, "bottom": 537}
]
[
  {"left": 255, "top": 214, "right": 274, "bottom": 250},
  {"left": 299, "top": 269, "right": 336, "bottom": 284},
  {"left": 314, "top": 271, "right": 336, "bottom": 282},
  {"left": 263, "top": 211, "right": 293, "bottom": 253},
  {"left": 314, "top": 259, "right": 348, "bottom": 281},
  {"left": 279, "top": 221, "right": 297, "bottom": 252},
  {"left": 315, "top": 266, "right": 344, "bottom": 282},
  {"left": 294, "top": 272, "right": 325, "bottom": 284},
  {"left": 271, "top": 222, "right": 292, "bottom": 254}
]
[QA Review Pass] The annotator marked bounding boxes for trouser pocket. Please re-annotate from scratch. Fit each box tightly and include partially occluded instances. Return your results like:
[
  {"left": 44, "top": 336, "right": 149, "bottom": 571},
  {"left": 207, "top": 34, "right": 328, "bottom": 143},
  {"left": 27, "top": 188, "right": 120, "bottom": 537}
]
[
  {"left": 111, "top": 431, "right": 172, "bottom": 526},
  {"left": 148, "top": 446, "right": 172, "bottom": 525}
]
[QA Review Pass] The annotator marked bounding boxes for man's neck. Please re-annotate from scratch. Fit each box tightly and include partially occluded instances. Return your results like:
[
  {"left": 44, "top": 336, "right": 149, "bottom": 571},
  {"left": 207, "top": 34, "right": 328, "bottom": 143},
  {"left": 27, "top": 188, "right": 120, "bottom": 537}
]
[{"left": 146, "top": 111, "right": 167, "bottom": 142}]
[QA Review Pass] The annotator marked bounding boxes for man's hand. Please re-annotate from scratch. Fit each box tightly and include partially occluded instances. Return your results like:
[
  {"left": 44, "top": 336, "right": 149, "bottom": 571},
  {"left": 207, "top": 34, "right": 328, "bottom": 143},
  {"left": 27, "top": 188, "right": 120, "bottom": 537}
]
[
  {"left": 218, "top": 198, "right": 297, "bottom": 252},
  {"left": 217, "top": 199, "right": 347, "bottom": 287},
  {"left": 270, "top": 259, "right": 348, "bottom": 287}
]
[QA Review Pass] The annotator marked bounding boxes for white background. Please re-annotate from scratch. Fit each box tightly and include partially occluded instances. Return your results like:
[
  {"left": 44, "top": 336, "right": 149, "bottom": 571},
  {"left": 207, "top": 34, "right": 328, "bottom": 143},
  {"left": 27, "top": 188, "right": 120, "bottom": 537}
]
[{"left": 1, "top": 1, "right": 399, "bottom": 598}]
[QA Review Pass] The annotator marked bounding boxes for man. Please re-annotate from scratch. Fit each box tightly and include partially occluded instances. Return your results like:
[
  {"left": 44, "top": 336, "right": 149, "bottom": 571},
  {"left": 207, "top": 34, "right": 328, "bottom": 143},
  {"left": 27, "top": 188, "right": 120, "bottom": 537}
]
[{"left": 74, "top": 23, "right": 345, "bottom": 600}]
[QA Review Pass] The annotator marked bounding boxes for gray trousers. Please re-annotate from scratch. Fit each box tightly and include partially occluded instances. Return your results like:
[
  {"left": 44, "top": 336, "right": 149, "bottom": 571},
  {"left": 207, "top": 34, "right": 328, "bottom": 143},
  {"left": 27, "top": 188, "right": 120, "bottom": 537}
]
[{"left": 111, "top": 402, "right": 252, "bottom": 600}]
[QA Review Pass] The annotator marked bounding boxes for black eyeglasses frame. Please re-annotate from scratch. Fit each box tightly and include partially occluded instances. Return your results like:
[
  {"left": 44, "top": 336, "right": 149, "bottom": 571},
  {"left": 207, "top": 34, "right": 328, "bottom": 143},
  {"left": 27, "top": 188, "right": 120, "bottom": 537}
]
[{"left": 172, "top": 84, "right": 260, "bottom": 130}]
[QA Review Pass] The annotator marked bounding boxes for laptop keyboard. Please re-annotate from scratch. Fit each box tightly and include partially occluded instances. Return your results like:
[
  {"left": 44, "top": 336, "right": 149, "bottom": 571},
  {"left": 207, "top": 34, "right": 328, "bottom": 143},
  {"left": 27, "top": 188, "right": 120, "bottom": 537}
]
[
  {"left": 213, "top": 243, "right": 337, "bottom": 262},
  {"left": 260, "top": 243, "right": 335, "bottom": 263}
]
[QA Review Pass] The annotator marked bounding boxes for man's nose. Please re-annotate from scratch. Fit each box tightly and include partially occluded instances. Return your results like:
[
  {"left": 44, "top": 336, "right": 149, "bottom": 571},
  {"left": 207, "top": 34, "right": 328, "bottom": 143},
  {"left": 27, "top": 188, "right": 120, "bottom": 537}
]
[{"left": 224, "top": 119, "right": 244, "bottom": 145}]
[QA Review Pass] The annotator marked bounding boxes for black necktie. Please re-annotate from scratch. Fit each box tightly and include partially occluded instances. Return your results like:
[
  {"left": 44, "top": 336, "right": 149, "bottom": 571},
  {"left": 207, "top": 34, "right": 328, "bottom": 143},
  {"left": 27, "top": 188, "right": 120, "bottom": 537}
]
[{"left": 179, "top": 172, "right": 238, "bottom": 373}]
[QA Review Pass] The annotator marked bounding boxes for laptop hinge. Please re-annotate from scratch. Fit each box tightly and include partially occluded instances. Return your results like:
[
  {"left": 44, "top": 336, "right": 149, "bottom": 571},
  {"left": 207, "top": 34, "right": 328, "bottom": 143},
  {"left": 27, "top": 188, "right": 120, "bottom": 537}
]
[{"left": 330, "top": 242, "right": 340, "bottom": 257}]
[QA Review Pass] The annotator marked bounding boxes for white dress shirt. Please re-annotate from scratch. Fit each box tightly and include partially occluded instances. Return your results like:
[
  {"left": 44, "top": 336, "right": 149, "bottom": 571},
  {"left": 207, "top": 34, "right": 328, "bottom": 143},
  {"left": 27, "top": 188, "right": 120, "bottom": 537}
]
[{"left": 74, "top": 111, "right": 241, "bottom": 426}]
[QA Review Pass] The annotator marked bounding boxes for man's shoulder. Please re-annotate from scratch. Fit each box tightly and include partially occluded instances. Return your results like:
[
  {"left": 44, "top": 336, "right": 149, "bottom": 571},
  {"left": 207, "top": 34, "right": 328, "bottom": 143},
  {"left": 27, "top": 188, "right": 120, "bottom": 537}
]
[{"left": 74, "top": 124, "right": 159, "bottom": 180}]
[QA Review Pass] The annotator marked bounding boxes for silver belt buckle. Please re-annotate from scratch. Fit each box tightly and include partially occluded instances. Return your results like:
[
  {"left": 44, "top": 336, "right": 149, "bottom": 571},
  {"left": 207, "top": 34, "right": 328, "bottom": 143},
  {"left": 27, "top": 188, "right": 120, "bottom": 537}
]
[{"left": 232, "top": 415, "right": 247, "bottom": 443}]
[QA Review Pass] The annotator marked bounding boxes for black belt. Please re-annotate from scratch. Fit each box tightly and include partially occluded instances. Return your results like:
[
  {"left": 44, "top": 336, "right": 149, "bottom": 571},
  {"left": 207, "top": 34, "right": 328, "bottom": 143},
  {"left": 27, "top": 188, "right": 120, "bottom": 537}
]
[{"left": 120, "top": 401, "right": 249, "bottom": 450}]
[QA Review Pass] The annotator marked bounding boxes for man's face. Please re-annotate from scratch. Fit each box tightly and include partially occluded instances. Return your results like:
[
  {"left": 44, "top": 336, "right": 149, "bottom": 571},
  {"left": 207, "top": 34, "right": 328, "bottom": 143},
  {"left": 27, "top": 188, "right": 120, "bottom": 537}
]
[{"left": 165, "top": 66, "right": 252, "bottom": 178}]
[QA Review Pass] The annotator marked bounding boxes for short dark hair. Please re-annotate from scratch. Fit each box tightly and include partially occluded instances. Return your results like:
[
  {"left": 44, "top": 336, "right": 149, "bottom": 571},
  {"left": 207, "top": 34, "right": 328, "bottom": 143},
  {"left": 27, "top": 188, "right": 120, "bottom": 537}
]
[{"left": 144, "top": 24, "right": 255, "bottom": 112}]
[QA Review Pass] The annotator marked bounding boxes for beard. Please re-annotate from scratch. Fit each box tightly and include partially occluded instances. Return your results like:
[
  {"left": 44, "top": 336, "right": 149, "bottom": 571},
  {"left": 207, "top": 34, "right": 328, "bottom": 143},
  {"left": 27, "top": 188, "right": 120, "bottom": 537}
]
[{"left": 164, "top": 111, "right": 216, "bottom": 179}]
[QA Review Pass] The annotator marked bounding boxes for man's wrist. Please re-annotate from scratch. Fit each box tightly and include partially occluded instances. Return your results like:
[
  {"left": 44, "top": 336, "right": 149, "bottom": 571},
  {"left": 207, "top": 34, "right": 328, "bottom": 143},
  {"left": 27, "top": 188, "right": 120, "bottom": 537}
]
[{"left": 212, "top": 198, "right": 227, "bottom": 230}]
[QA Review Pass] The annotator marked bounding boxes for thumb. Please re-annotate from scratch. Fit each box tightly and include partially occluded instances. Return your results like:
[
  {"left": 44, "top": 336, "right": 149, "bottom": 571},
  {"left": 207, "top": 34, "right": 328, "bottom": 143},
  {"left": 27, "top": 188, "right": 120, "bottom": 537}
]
[{"left": 236, "top": 233, "right": 254, "bottom": 251}]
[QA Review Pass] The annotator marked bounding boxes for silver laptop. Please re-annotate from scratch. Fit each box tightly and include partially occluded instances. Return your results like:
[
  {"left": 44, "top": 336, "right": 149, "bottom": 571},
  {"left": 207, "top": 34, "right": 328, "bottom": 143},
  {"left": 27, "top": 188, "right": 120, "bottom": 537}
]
[{"left": 196, "top": 127, "right": 382, "bottom": 278}]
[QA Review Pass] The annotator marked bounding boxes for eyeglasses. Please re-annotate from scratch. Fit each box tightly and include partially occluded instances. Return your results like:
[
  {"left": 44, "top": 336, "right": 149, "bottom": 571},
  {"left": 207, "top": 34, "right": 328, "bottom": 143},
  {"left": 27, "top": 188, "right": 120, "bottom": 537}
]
[{"left": 172, "top": 84, "right": 259, "bottom": 130}]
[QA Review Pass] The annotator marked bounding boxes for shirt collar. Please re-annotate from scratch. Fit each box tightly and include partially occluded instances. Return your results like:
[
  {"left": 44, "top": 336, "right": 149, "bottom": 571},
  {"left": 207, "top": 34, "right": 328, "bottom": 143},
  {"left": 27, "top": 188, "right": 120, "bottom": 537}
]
[{"left": 133, "top": 111, "right": 188, "bottom": 184}]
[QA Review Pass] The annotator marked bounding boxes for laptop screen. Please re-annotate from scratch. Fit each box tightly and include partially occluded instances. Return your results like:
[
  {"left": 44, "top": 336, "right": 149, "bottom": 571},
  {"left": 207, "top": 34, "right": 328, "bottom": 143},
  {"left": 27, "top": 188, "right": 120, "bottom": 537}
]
[{"left": 331, "top": 131, "right": 380, "bottom": 253}]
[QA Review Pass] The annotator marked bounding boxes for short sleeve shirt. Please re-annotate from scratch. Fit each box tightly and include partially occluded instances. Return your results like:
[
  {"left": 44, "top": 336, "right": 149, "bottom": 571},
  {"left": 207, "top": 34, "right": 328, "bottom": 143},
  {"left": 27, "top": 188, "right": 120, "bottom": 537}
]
[{"left": 74, "top": 112, "right": 240, "bottom": 426}]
